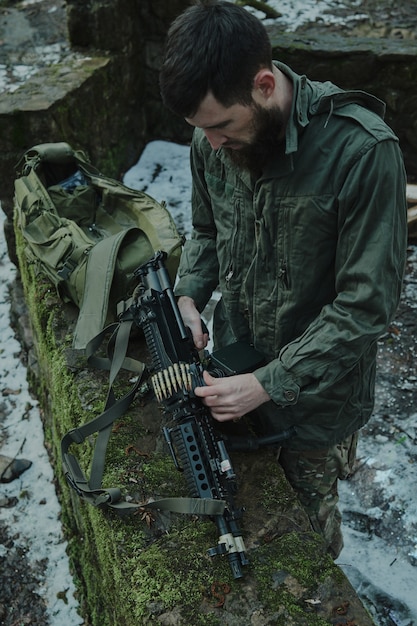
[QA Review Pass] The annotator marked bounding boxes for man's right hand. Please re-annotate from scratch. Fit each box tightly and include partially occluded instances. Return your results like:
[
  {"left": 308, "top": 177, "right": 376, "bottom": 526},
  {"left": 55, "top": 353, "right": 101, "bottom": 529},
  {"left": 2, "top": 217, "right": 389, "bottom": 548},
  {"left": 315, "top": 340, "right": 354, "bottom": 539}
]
[{"left": 177, "top": 296, "right": 209, "bottom": 350}]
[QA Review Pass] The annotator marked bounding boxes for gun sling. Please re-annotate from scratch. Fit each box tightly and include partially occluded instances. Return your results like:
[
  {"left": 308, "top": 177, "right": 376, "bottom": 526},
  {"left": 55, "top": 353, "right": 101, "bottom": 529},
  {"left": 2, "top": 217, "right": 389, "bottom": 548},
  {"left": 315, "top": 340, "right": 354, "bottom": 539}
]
[{"left": 61, "top": 312, "right": 226, "bottom": 516}]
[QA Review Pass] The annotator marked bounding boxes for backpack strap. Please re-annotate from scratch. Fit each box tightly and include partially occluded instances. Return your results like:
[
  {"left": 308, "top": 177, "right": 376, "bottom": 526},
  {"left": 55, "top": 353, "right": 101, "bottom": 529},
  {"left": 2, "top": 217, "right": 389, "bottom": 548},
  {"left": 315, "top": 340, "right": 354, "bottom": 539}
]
[{"left": 72, "top": 227, "right": 141, "bottom": 350}]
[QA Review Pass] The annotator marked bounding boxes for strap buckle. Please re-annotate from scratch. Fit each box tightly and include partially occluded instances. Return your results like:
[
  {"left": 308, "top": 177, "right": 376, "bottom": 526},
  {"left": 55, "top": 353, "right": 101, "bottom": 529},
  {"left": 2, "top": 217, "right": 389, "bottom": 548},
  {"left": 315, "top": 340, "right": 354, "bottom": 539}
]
[
  {"left": 57, "top": 258, "right": 78, "bottom": 280},
  {"left": 64, "top": 471, "right": 85, "bottom": 498}
]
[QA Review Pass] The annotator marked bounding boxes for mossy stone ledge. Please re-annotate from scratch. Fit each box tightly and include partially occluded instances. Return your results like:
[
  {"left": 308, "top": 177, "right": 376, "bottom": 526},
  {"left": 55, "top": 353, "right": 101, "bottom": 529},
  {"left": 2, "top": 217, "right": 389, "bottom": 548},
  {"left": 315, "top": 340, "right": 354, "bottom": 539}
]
[{"left": 13, "top": 224, "right": 376, "bottom": 625}]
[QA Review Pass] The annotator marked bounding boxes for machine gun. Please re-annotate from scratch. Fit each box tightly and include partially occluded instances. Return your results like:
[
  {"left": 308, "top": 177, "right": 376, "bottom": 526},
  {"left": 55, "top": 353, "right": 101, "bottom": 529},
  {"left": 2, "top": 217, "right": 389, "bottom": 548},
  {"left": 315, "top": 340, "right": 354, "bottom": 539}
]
[
  {"left": 131, "top": 251, "right": 264, "bottom": 579},
  {"left": 62, "top": 249, "right": 295, "bottom": 577}
]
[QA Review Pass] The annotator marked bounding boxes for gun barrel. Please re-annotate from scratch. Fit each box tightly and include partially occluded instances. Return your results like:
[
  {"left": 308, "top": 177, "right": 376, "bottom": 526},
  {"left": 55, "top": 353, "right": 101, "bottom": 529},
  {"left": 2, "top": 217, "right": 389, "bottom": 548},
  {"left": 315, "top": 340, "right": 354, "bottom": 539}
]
[
  {"left": 208, "top": 515, "right": 249, "bottom": 579},
  {"left": 169, "top": 417, "right": 248, "bottom": 578}
]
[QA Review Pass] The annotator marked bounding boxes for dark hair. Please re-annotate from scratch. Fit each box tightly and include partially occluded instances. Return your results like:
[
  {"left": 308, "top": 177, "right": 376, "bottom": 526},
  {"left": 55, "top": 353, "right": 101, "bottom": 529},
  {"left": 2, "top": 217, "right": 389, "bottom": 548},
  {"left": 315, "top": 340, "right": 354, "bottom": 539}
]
[{"left": 159, "top": 0, "right": 273, "bottom": 118}]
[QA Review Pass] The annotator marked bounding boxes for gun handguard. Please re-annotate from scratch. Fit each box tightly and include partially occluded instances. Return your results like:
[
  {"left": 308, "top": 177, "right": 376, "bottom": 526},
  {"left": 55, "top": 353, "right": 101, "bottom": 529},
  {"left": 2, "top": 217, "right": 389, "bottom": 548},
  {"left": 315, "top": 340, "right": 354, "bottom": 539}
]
[{"left": 132, "top": 251, "right": 248, "bottom": 579}]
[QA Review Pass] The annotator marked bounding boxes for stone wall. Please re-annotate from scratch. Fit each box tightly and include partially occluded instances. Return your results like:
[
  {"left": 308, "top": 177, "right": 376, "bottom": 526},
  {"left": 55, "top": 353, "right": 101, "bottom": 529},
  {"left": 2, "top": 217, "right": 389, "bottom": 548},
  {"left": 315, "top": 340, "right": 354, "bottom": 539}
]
[{"left": 65, "top": 0, "right": 191, "bottom": 144}]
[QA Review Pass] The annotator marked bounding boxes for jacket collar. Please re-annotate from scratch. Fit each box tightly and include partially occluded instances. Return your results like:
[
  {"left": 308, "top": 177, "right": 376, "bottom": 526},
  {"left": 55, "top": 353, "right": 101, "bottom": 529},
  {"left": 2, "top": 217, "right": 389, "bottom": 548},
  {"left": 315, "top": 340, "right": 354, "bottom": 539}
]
[
  {"left": 275, "top": 61, "right": 386, "bottom": 155},
  {"left": 274, "top": 61, "right": 310, "bottom": 156}
]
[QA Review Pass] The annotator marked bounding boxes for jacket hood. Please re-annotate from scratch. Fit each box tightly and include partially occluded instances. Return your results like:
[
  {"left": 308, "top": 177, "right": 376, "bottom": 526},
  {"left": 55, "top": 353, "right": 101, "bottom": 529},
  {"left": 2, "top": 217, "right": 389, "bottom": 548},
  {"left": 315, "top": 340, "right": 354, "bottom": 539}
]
[{"left": 275, "top": 61, "right": 387, "bottom": 155}]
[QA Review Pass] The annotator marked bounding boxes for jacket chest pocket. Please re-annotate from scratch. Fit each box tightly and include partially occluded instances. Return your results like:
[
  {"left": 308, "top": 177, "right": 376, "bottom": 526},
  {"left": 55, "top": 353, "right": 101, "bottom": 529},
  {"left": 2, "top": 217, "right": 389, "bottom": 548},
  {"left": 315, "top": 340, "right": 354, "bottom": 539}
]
[{"left": 260, "top": 194, "right": 338, "bottom": 289}]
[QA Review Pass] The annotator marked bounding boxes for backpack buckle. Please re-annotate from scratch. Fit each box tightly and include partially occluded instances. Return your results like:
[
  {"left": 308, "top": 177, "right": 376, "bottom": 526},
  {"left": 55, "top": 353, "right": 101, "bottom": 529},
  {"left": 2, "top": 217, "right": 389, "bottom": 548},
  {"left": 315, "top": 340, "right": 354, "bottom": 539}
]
[{"left": 57, "top": 258, "right": 78, "bottom": 280}]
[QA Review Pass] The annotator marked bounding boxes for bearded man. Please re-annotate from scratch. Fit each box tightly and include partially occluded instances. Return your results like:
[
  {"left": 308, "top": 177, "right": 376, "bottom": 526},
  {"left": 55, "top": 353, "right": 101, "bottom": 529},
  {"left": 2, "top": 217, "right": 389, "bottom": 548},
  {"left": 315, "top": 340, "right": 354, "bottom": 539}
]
[{"left": 159, "top": 0, "right": 407, "bottom": 558}]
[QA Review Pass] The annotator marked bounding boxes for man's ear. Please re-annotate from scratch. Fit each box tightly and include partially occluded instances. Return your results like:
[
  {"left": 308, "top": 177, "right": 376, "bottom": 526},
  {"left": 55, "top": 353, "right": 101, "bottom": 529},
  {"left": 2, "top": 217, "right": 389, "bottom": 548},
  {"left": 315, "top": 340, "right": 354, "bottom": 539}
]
[{"left": 253, "top": 69, "right": 275, "bottom": 101}]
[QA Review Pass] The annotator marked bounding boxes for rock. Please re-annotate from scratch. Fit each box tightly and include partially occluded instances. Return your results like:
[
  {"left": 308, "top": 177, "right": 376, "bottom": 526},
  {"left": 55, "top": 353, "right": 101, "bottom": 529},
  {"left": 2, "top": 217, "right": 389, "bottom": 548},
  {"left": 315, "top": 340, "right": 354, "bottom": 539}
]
[{"left": 0, "top": 454, "right": 32, "bottom": 483}]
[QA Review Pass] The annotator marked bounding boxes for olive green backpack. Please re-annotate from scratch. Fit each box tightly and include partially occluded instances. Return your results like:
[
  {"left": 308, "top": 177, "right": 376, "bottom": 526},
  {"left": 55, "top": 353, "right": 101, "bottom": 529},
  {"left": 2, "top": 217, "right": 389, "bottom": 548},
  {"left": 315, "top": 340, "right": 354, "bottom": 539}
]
[{"left": 14, "top": 142, "right": 183, "bottom": 349}]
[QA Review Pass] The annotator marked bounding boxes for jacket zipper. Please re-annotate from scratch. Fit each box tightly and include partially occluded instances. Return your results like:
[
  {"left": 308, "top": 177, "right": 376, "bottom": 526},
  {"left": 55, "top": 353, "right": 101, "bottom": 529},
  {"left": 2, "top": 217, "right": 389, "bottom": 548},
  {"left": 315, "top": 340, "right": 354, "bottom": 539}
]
[
  {"left": 279, "top": 201, "right": 290, "bottom": 289},
  {"left": 225, "top": 197, "right": 241, "bottom": 288},
  {"left": 225, "top": 266, "right": 234, "bottom": 286},
  {"left": 279, "top": 262, "right": 289, "bottom": 288}
]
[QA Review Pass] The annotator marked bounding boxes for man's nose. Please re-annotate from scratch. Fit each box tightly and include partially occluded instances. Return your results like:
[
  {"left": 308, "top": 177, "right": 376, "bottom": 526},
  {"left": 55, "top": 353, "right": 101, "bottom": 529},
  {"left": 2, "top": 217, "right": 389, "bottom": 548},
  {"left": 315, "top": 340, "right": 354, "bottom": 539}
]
[{"left": 203, "top": 129, "right": 227, "bottom": 150}]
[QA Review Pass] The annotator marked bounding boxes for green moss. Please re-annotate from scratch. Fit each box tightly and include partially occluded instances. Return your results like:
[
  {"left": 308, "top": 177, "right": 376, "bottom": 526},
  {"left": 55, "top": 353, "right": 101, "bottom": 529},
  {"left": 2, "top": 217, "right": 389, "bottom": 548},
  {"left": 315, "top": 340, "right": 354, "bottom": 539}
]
[
  {"left": 127, "top": 521, "right": 231, "bottom": 624},
  {"left": 260, "top": 461, "right": 300, "bottom": 513},
  {"left": 139, "top": 454, "right": 187, "bottom": 494},
  {"left": 252, "top": 532, "right": 339, "bottom": 625},
  {"left": 263, "top": 533, "right": 332, "bottom": 584}
]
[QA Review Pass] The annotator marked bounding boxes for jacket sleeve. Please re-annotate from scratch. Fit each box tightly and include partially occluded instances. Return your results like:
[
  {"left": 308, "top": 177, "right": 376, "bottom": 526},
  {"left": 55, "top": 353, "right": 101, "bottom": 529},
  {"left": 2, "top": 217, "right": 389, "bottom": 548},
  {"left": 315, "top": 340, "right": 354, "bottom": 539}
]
[
  {"left": 174, "top": 132, "right": 220, "bottom": 311},
  {"left": 254, "top": 138, "right": 408, "bottom": 407}
]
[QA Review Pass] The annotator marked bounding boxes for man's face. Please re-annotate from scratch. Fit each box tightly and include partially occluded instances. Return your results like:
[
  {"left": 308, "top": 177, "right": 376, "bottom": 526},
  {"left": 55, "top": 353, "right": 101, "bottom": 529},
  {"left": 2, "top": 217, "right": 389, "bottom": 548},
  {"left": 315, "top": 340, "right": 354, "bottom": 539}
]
[{"left": 185, "top": 91, "right": 285, "bottom": 174}]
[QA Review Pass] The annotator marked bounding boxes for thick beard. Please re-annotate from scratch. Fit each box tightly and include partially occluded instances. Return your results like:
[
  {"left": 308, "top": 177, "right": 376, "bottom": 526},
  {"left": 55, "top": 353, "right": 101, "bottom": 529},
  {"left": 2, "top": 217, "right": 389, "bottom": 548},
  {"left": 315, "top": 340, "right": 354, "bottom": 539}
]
[{"left": 224, "top": 103, "right": 285, "bottom": 176}]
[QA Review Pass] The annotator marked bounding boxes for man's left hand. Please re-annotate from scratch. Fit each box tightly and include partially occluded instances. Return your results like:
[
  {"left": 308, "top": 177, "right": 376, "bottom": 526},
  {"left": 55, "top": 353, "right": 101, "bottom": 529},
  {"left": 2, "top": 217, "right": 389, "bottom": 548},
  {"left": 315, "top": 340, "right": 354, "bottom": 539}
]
[{"left": 194, "top": 371, "right": 270, "bottom": 422}]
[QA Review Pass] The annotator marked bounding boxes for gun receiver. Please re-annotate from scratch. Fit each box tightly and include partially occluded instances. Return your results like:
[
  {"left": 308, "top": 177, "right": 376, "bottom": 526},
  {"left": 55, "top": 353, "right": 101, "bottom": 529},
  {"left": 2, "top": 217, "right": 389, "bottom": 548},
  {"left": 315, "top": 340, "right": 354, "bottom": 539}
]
[{"left": 132, "top": 251, "right": 249, "bottom": 578}]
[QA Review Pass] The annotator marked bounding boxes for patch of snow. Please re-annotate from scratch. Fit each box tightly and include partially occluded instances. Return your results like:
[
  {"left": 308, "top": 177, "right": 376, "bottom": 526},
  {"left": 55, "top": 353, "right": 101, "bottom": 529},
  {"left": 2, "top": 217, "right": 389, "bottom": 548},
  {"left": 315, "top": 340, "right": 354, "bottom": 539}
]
[
  {"left": 0, "top": 207, "right": 83, "bottom": 625},
  {"left": 21, "top": 0, "right": 49, "bottom": 6},
  {"left": 123, "top": 141, "right": 192, "bottom": 239},
  {"left": 245, "top": 0, "right": 368, "bottom": 31}
]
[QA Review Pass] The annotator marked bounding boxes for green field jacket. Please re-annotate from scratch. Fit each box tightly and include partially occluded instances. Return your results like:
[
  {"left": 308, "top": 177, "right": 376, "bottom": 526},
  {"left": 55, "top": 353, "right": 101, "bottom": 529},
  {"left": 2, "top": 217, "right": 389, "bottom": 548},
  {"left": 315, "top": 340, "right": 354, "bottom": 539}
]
[{"left": 175, "top": 62, "right": 408, "bottom": 449}]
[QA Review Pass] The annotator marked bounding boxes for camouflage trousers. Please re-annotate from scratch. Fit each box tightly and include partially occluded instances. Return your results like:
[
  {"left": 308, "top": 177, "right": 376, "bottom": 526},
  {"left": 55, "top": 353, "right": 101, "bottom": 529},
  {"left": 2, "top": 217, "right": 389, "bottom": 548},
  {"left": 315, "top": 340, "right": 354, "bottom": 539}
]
[{"left": 278, "top": 432, "right": 358, "bottom": 559}]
